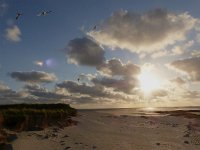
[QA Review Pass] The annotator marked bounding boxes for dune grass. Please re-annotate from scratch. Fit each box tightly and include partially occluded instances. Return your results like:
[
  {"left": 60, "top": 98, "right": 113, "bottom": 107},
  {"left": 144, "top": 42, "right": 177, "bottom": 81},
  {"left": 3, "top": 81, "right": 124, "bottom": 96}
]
[{"left": 0, "top": 103, "right": 77, "bottom": 131}]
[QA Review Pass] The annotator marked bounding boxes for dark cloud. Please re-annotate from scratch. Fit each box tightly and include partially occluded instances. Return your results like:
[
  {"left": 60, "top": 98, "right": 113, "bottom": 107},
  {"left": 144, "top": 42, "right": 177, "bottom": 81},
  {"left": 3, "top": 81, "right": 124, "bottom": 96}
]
[
  {"left": 88, "top": 9, "right": 196, "bottom": 53},
  {"left": 70, "top": 96, "right": 99, "bottom": 104},
  {"left": 23, "top": 84, "right": 68, "bottom": 100},
  {"left": 92, "top": 76, "right": 139, "bottom": 94},
  {"left": 97, "top": 58, "right": 140, "bottom": 77},
  {"left": 57, "top": 80, "right": 109, "bottom": 98},
  {"left": 66, "top": 37, "right": 105, "bottom": 66},
  {"left": 0, "top": 83, "right": 70, "bottom": 104},
  {"left": 0, "top": 82, "right": 27, "bottom": 104},
  {"left": 56, "top": 80, "right": 132, "bottom": 101},
  {"left": 170, "top": 57, "right": 200, "bottom": 82},
  {"left": 9, "top": 71, "right": 57, "bottom": 83}
]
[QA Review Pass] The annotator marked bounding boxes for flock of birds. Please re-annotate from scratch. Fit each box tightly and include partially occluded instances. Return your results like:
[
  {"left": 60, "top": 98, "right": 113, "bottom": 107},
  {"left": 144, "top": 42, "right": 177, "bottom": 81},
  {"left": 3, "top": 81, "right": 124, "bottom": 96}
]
[
  {"left": 15, "top": 10, "right": 52, "bottom": 20},
  {"left": 15, "top": 10, "right": 97, "bottom": 83},
  {"left": 16, "top": 10, "right": 97, "bottom": 31}
]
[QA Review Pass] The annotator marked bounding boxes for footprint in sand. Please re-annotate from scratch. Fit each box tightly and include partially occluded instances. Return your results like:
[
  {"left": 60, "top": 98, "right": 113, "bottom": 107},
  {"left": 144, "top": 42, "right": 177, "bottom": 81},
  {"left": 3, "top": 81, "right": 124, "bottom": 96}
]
[
  {"left": 191, "top": 134, "right": 200, "bottom": 145},
  {"left": 62, "top": 134, "right": 69, "bottom": 138},
  {"left": 154, "top": 142, "right": 183, "bottom": 150},
  {"left": 92, "top": 145, "right": 97, "bottom": 149}
]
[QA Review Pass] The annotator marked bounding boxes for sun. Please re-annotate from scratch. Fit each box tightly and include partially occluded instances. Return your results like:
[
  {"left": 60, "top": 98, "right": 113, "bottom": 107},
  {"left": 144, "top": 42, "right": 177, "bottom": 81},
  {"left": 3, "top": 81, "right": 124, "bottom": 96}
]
[{"left": 138, "top": 68, "right": 161, "bottom": 94}]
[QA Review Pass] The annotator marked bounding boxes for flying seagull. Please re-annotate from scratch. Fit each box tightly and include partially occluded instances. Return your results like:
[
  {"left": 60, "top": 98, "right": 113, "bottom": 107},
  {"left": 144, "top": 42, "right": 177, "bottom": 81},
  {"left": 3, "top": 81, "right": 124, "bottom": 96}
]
[
  {"left": 37, "top": 10, "right": 52, "bottom": 16},
  {"left": 16, "top": 12, "right": 22, "bottom": 20},
  {"left": 93, "top": 25, "right": 97, "bottom": 30}
]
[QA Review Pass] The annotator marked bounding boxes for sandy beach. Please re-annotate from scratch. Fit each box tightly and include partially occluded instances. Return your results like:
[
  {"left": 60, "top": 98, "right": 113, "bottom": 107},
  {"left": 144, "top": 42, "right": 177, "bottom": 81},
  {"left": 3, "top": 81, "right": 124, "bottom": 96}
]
[{"left": 11, "top": 109, "right": 200, "bottom": 150}]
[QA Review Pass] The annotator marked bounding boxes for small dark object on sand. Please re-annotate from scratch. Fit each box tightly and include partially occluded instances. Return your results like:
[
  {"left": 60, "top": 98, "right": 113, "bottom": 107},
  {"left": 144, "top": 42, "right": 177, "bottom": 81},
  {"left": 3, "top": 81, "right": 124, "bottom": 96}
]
[
  {"left": 62, "top": 134, "right": 69, "bottom": 138},
  {"left": 172, "top": 124, "right": 178, "bottom": 127},
  {"left": 156, "top": 143, "right": 160, "bottom": 146},
  {"left": 184, "top": 141, "right": 189, "bottom": 144},
  {"left": 92, "top": 145, "right": 97, "bottom": 149},
  {"left": 141, "top": 116, "right": 148, "bottom": 119},
  {"left": 64, "top": 146, "right": 71, "bottom": 150},
  {"left": 43, "top": 135, "right": 49, "bottom": 139},
  {"left": 183, "top": 133, "right": 190, "bottom": 137},
  {"left": 51, "top": 133, "right": 57, "bottom": 137},
  {"left": 52, "top": 127, "right": 59, "bottom": 132}
]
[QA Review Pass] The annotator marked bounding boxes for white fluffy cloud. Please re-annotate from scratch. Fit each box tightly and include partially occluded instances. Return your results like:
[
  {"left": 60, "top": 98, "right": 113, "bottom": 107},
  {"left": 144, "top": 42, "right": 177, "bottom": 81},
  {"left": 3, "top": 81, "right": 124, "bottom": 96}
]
[
  {"left": 5, "top": 25, "right": 21, "bottom": 42},
  {"left": 88, "top": 9, "right": 197, "bottom": 54}
]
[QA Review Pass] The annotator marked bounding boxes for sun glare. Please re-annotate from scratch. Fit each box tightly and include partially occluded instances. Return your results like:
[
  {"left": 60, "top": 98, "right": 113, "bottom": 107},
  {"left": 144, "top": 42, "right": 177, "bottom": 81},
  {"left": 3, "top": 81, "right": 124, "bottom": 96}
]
[{"left": 138, "top": 68, "right": 161, "bottom": 94}]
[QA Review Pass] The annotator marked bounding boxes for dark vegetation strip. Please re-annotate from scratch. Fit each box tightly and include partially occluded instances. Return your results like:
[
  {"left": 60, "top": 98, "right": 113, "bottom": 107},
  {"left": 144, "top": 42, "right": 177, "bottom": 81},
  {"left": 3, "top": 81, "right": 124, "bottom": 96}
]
[
  {"left": 0, "top": 103, "right": 77, "bottom": 131},
  {"left": 155, "top": 110, "right": 200, "bottom": 118}
]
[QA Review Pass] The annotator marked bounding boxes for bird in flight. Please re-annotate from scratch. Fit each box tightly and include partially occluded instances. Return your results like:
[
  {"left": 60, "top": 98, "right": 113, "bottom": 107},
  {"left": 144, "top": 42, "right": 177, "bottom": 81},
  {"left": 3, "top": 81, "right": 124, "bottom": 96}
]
[
  {"left": 93, "top": 25, "right": 97, "bottom": 30},
  {"left": 37, "top": 10, "right": 52, "bottom": 16},
  {"left": 16, "top": 12, "right": 22, "bottom": 20}
]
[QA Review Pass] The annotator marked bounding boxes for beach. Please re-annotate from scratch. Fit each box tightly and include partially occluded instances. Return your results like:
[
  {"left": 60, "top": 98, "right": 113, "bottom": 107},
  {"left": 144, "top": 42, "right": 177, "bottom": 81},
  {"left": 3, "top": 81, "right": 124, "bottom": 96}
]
[{"left": 11, "top": 108, "right": 200, "bottom": 150}]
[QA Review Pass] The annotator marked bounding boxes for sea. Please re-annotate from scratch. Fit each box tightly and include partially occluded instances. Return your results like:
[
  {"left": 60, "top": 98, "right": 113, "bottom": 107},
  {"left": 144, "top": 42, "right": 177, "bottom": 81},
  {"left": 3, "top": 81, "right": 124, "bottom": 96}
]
[{"left": 93, "top": 107, "right": 200, "bottom": 116}]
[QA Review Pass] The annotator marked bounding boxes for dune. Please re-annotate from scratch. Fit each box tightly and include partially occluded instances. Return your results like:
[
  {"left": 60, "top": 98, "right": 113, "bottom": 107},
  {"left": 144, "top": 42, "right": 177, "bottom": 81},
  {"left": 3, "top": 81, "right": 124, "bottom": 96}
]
[{"left": 0, "top": 104, "right": 77, "bottom": 150}]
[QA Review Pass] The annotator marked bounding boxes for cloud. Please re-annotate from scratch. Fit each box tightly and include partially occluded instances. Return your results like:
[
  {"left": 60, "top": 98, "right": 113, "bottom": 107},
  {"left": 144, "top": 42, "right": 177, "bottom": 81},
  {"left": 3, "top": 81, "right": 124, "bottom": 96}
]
[
  {"left": 171, "top": 46, "right": 184, "bottom": 55},
  {"left": 169, "top": 57, "right": 200, "bottom": 82},
  {"left": 151, "top": 50, "right": 167, "bottom": 58},
  {"left": 92, "top": 76, "right": 139, "bottom": 94},
  {"left": 56, "top": 80, "right": 133, "bottom": 102},
  {"left": 0, "top": 1, "right": 8, "bottom": 17},
  {"left": 170, "top": 77, "right": 186, "bottom": 85},
  {"left": 9, "top": 71, "right": 57, "bottom": 84},
  {"left": 151, "top": 89, "right": 168, "bottom": 98},
  {"left": 96, "top": 58, "right": 140, "bottom": 77},
  {"left": 0, "top": 82, "right": 71, "bottom": 104},
  {"left": 57, "top": 80, "right": 109, "bottom": 98},
  {"left": 87, "top": 9, "right": 196, "bottom": 54},
  {"left": 0, "top": 82, "right": 27, "bottom": 104},
  {"left": 66, "top": 37, "right": 105, "bottom": 66},
  {"left": 184, "top": 90, "right": 200, "bottom": 99},
  {"left": 5, "top": 25, "right": 21, "bottom": 42},
  {"left": 23, "top": 84, "right": 68, "bottom": 100},
  {"left": 191, "top": 50, "right": 200, "bottom": 57},
  {"left": 0, "top": 82, "right": 12, "bottom": 94},
  {"left": 34, "top": 60, "right": 44, "bottom": 67},
  {"left": 171, "top": 40, "right": 194, "bottom": 55}
]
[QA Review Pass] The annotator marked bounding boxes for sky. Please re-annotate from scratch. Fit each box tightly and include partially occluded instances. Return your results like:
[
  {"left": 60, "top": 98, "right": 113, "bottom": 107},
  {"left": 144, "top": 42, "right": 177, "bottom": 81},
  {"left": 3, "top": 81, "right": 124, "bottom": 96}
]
[{"left": 0, "top": 0, "right": 200, "bottom": 108}]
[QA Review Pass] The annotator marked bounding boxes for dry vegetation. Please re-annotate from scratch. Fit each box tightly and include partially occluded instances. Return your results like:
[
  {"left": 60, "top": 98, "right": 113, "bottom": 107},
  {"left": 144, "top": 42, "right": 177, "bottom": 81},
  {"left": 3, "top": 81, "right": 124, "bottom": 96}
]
[{"left": 0, "top": 103, "right": 77, "bottom": 131}]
